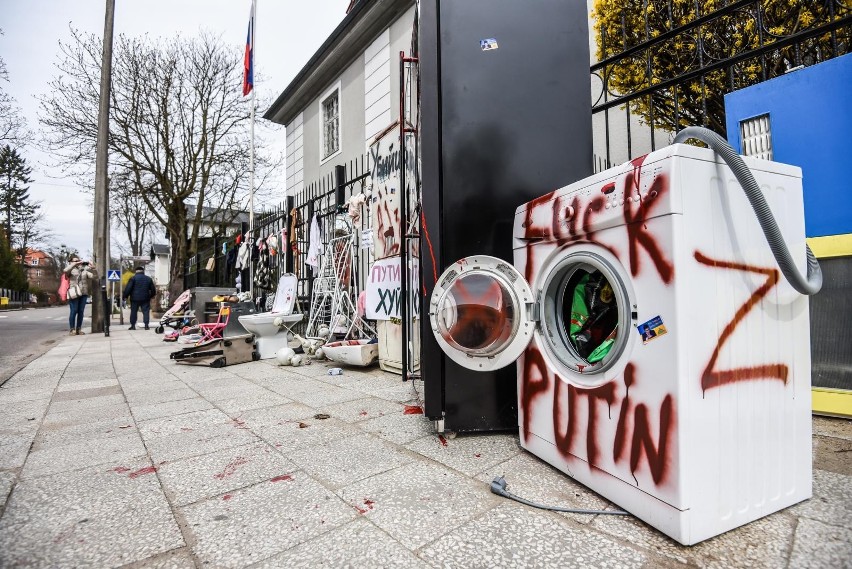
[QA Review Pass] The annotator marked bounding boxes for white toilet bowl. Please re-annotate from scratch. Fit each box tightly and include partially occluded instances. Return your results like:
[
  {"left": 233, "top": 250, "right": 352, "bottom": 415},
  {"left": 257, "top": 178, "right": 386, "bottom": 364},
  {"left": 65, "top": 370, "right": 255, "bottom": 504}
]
[{"left": 238, "top": 274, "right": 303, "bottom": 360}]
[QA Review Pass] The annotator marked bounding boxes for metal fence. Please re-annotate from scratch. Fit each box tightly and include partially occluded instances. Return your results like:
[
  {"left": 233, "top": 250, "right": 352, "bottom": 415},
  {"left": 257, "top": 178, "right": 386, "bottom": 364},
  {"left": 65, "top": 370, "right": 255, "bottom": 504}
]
[
  {"left": 0, "top": 288, "right": 28, "bottom": 308},
  {"left": 590, "top": 0, "right": 852, "bottom": 169},
  {"left": 184, "top": 156, "right": 373, "bottom": 333}
]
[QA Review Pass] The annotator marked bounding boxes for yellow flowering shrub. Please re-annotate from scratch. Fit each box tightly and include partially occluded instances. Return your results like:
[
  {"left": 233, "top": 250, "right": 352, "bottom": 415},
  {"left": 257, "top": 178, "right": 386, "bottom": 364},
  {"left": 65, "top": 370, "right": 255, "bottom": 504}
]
[{"left": 592, "top": 0, "right": 851, "bottom": 135}]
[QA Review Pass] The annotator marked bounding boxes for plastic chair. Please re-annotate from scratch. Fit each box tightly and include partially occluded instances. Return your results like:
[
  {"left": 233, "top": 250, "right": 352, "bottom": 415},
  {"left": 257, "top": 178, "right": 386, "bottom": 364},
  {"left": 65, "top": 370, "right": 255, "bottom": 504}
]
[{"left": 196, "top": 305, "right": 230, "bottom": 345}]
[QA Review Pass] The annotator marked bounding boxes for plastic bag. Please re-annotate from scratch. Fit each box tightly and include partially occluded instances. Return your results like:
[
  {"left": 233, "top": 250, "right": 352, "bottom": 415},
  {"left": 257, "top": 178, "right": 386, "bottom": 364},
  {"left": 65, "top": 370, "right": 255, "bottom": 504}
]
[{"left": 58, "top": 274, "right": 70, "bottom": 302}]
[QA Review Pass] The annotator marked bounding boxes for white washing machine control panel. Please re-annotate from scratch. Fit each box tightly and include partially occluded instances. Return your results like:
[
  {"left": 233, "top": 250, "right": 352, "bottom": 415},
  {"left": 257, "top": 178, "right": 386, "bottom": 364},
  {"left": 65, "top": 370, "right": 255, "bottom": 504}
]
[{"left": 514, "top": 153, "right": 681, "bottom": 242}]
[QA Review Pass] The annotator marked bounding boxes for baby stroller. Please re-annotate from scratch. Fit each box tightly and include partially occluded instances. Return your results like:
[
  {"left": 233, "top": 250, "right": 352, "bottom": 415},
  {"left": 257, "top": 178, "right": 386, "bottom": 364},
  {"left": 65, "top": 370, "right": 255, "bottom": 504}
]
[{"left": 155, "top": 289, "right": 196, "bottom": 334}]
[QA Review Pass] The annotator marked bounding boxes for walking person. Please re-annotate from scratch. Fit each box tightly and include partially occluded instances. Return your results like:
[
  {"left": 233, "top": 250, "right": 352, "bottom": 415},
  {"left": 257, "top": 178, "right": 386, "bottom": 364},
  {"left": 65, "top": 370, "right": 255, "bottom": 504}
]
[
  {"left": 64, "top": 257, "right": 98, "bottom": 335},
  {"left": 123, "top": 266, "right": 157, "bottom": 330}
]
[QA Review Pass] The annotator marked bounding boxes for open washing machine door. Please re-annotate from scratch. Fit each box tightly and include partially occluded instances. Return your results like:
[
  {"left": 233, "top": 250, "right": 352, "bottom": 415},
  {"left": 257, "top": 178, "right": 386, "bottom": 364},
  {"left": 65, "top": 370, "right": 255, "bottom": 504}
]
[{"left": 429, "top": 255, "right": 535, "bottom": 372}]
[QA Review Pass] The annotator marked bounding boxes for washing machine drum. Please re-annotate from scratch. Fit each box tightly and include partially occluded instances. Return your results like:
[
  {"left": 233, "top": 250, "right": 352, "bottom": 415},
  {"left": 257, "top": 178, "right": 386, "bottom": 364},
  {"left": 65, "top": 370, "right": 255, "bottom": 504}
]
[
  {"left": 429, "top": 254, "right": 632, "bottom": 375},
  {"left": 565, "top": 270, "right": 618, "bottom": 363}
]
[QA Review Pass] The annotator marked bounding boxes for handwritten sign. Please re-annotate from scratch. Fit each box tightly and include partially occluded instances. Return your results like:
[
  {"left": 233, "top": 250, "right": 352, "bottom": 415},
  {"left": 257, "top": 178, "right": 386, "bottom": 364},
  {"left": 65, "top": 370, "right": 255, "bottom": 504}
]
[
  {"left": 368, "top": 128, "right": 418, "bottom": 261},
  {"left": 366, "top": 257, "right": 420, "bottom": 321}
]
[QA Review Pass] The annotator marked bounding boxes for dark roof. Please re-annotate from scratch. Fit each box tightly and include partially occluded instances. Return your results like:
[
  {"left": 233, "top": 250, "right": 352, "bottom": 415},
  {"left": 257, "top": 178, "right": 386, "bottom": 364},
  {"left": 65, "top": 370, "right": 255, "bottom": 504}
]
[
  {"left": 150, "top": 243, "right": 170, "bottom": 256},
  {"left": 185, "top": 204, "right": 250, "bottom": 225},
  {"left": 263, "top": 0, "right": 413, "bottom": 126}
]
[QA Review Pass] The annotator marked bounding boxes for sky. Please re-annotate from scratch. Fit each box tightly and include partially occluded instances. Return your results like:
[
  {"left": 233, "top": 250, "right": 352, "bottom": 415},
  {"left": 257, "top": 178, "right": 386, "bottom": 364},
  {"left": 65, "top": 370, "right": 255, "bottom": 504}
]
[{"left": 0, "top": 0, "right": 348, "bottom": 261}]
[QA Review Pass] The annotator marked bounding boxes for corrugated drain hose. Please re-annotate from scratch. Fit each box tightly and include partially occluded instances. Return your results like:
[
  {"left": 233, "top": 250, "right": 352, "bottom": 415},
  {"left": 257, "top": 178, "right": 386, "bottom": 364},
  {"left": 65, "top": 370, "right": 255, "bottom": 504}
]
[{"left": 672, "top": 126, "right": 822, "bottom": 296}]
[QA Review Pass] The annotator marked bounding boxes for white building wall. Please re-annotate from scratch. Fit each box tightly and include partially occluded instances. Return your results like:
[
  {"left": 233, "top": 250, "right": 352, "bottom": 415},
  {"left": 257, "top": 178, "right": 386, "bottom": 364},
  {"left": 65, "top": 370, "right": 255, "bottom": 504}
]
[
  {"left": 365, "top": 29, "right": 392, "bottom": 143},
  {"left": 388, "top": 6, "right": 415, "bottom": 134},
  {"left": 284, "top": 7, "right": 416, "bottom": 196},
  {"left": 285, "top": 112, "right": 304, "bottom": 195}
]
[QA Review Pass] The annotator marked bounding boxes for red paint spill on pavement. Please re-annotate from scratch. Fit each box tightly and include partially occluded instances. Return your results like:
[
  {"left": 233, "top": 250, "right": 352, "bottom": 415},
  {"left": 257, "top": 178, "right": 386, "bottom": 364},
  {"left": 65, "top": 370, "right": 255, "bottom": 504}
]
[
  {"left": 474, "top": 453, "right": 481, "bottom": 458},
  {"left": 403, "top": 405, "right": 423, "bottom": 415},
  {"left": 110, "top": 466, "right": 131, "bottom": 474},
  {"left": 438, "top": 435, "right": 448, "bottom": 447},
  {"left": 270, "top": 474, "right": 293, "bottom": 483},
  {"left": 214, "top": 456, "right": 249, "bottom": 480},
  {"left": 359, "top": 411, "right": 368, "bottom": 417},
  {"left": 128, "top": 466, "right": 158, "bottom": 479},
  {"left": 180, "top": 427, "right": 193, "bottom": 432},
  {"left": 231, "top": 418, "right": 248, "bottom": 429},
  {"left": 222, "top": 494, "right": 233, "bottom": 501}
]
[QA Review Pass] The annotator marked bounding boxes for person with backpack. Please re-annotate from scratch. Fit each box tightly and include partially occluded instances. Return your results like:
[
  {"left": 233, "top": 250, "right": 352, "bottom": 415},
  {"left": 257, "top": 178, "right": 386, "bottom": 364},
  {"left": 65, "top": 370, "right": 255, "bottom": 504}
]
[
  {"left": 123, "top": 266, "right": 157, "bottom": 330},
  {"left": 63, "top": 257, "right": 98, "bottom": 335}
]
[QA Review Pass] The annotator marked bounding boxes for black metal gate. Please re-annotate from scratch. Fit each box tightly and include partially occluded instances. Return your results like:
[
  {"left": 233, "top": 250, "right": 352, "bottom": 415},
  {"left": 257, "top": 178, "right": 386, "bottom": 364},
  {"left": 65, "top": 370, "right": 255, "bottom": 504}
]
[{"left": 590, "top": 0, "right": 852, "bottom": 170}]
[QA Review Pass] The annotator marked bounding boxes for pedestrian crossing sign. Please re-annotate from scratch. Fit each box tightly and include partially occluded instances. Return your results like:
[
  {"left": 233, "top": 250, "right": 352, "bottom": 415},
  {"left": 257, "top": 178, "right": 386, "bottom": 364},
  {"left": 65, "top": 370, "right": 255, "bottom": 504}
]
[{"left": 107, "top": 270, "right": 121, "bottom": 281}]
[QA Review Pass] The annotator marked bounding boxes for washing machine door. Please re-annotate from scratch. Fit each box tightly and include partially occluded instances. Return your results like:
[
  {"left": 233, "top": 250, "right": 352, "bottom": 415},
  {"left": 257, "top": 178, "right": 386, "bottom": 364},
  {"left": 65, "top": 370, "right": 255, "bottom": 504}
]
[{"left": 429, "top": 255, "right": 535, "bottom": 372}]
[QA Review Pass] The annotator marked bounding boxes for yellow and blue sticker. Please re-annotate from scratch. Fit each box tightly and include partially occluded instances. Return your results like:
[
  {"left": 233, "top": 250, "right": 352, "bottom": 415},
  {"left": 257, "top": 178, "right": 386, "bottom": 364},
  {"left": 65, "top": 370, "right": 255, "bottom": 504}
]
[
  {"left": 637, "top": 316, "right": 667, "bottom": 344},
  {"left": 480, "top": 38, "right": 499, "bottom": 51}
]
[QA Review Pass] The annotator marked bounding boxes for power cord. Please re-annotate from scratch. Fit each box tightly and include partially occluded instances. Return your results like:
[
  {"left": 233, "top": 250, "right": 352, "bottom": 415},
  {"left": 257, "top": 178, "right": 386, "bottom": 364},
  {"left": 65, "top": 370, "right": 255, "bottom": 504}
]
[{"left": 490, "top": 476, "right": 629, "bottom": 516}]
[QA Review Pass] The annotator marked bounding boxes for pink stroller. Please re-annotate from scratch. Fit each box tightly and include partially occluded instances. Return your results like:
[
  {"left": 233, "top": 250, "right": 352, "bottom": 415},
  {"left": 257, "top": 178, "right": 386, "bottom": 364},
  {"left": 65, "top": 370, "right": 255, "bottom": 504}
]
[{"left": 155, "top": 289, "right": 196, "bottom": 334}]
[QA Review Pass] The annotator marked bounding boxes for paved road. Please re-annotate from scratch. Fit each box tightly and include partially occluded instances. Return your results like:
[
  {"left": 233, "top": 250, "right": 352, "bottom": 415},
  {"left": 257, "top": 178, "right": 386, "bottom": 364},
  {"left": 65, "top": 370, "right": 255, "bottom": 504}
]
[{"left": 0, "top": 305, "right": 91, "bottom": 385}]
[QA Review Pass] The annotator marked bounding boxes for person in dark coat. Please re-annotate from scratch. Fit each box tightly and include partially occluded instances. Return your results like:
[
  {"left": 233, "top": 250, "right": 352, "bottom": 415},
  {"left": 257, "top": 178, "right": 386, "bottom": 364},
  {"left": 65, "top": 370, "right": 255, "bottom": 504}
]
[{"left": 123, "top": 266, "right": 157, "bottom": 330}]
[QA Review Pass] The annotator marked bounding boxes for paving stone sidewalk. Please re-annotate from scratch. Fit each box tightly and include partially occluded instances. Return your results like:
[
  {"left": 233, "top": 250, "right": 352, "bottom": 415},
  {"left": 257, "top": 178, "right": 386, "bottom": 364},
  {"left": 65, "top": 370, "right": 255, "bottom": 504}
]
[{"left": 0, "top": 328, "right": 850, "bottom": 568}]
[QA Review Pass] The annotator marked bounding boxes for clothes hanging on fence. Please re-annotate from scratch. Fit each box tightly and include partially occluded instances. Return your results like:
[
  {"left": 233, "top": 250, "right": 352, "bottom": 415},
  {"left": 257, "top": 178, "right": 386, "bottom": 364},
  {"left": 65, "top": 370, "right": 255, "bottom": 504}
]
[
  {"left": 289, "top": 209, "right": 301, "bottom": 276},
  {"left": 226, "top": 246, "right": 237, "bottom": 274},
  {"left": 254, "top": 242, "right": 273, "bottom": 290},
  {"left": 235, "top": 242, "right": 250, "bottom": 270},
  {"left": 347, "top": 193, "right": 367, "bottom": 223},
  {"left": 289, "top": 209, "right": 300, "bottom": 244},
  {"left": 251, "top": 238, "right": 261, "bottom": 261},
  {"left": 306, "top": 214, "right": 322, "bottom": 275}
]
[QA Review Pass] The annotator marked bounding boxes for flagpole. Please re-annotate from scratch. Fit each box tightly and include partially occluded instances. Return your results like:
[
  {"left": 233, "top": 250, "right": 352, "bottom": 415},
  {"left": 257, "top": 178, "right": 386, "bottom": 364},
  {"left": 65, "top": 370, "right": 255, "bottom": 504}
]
[
  {"left": 248, "top": 0, "right": 256, "bottom": 300},
  {"left": 249, "top": 91, "right": 255, "bottom": 299}
]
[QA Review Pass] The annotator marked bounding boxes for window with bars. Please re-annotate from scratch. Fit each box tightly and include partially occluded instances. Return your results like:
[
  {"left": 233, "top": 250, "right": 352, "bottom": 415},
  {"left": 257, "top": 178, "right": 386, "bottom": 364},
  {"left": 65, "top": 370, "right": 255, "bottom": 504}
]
[
  {"left": 740, "top": 114, "right": 773, "bottom": 161},
  {"left": 321, "top": 89, "right": 340, "bottom": 160}
]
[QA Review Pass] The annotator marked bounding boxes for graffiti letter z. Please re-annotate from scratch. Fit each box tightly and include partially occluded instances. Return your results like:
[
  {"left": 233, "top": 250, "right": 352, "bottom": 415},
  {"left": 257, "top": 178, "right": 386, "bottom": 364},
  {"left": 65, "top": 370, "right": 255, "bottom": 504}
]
[{"left": 694, "top": 251, "right": 788, "bottom": 393}]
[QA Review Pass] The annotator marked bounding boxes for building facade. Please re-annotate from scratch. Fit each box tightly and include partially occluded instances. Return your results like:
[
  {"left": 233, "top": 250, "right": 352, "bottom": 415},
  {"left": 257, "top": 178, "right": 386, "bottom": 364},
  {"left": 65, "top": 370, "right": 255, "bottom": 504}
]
[
  {"left": 21, "top": 249, "right": 59, "bottom": 301},
  {"left": 265, "top": 0, "right": 416, "bottom": 194}
]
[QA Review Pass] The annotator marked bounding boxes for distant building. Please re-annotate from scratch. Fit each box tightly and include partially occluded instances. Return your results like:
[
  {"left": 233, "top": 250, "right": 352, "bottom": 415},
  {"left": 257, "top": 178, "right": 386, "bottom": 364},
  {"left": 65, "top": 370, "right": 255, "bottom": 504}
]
[
  {"left": 20, "top": 249, "right": 59, "bottom": 301},
  {"left": 149, "top": 243, "right": 171, "bottom": 287}
]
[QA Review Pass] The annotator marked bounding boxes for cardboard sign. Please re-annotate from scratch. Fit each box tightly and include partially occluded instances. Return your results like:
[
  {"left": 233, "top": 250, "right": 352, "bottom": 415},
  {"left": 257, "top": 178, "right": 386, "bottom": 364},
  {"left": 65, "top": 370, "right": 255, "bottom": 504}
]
[
  {"left": 368, "top": 129, "right": 418, "bottom": 261},
  {"left": 366, "top": 257, "right": 420, "bottom": 321}
]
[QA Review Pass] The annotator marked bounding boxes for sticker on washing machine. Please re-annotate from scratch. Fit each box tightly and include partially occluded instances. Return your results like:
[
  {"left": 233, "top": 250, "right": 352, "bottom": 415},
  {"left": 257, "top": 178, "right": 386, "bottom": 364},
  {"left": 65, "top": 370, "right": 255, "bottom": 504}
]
[
  {"left": 480, "top": 38, "right": 499, "bottom": 51},
  {"left": 637, "top": 316, "right": 667, "bottom": 344}
]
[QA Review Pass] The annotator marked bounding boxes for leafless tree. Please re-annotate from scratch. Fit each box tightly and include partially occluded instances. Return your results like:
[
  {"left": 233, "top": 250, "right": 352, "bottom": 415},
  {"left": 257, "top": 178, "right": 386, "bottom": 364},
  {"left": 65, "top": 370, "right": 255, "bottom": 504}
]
[
  {"left": 109, "top": 170, "right": 157, "bottom": 257},
  {"left": 40, "top": 28, "right": 279, "bottom": 298},
  {"left": 15, "top": 205, "right": 54, "bottom": 260},
  {"left": 0, "top": 30, "right": 28, "bottom": 145}
]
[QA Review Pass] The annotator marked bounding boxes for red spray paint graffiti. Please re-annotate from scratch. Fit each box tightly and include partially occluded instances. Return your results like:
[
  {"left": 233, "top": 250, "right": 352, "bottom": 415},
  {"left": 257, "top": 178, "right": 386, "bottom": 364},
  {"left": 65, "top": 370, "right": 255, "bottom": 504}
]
[
  {"left": 522, "top": 348, "right": 675, "bottom": 487},
  {"left": 694, "top": 251, "right": 788, "bottom": 392},
  {"left": 552, "top": 380, "right": 616, "bottom": 468}
]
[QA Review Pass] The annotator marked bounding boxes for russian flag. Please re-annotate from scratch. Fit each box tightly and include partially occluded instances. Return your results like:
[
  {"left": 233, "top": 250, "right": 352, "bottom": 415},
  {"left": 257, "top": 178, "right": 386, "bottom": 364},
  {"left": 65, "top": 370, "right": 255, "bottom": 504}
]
[{"left": 243, "top": 1, "right": 255, "bottom": 96}]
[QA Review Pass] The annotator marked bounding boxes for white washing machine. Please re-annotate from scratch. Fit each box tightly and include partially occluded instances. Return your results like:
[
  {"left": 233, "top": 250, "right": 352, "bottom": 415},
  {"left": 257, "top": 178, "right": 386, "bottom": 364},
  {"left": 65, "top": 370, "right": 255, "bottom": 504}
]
[{"left": 428, "top": 143, "right": 812, "bottom": 545}]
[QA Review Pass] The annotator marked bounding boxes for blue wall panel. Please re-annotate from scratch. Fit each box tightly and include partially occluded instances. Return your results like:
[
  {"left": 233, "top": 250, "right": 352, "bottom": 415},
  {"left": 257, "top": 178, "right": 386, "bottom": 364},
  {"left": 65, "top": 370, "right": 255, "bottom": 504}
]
[{"left": 725, "top": 54, "right": 852, "bottom": 238}]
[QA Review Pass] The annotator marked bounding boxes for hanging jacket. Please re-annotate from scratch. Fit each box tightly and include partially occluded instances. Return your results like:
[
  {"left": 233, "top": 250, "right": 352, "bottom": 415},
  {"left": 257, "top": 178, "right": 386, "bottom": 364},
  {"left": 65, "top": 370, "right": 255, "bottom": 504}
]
[
  {"left": 306, "top": 214, "right": 322, "bottom": 272},
  {"left": 235, "top": 242, "right": 250, "bottom": 270}
]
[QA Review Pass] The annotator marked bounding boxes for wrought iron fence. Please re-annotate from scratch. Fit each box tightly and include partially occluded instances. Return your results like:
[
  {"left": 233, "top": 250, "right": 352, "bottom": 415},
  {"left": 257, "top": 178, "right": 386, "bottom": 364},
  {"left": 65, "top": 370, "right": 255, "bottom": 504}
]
[
  {"left": 184, "top": 155, "right": 373, "bottom": 333},
  {"left": 590, "top": 0, "right": 852, "bottom": 170}
]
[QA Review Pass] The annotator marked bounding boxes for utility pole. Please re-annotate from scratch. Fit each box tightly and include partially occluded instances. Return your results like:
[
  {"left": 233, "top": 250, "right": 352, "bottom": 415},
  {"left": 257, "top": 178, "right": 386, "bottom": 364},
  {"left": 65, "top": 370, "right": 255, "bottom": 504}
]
[{"left": 92, "top": 0, "right": 115, "bottom": 334}]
